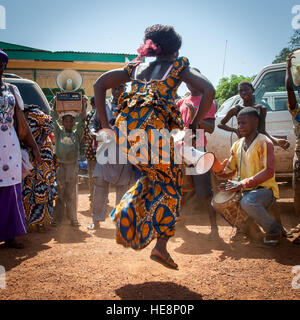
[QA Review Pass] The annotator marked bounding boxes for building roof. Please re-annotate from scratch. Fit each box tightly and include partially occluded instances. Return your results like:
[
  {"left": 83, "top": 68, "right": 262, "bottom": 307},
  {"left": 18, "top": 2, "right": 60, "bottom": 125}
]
[{"left": 0, "top": 41, "right": 137, "bottom": 63}]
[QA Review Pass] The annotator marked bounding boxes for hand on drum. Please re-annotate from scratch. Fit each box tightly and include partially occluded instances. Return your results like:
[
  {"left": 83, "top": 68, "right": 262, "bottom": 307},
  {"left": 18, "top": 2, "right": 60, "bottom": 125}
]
[{"left": 218, "top": 180, "right": 242, "bottom": 192}]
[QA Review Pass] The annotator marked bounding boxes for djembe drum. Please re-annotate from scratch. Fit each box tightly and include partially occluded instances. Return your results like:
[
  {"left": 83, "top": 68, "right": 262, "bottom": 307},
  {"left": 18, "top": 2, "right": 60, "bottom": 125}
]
[{"left": 212, "top": 190, "right": 249, "bottom": 228}]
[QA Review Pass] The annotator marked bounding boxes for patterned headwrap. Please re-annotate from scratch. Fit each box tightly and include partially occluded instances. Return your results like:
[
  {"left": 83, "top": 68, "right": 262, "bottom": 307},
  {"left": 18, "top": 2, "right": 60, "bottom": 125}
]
[{"left": 133, "top": 39, "right": 162, "bottom": 62}]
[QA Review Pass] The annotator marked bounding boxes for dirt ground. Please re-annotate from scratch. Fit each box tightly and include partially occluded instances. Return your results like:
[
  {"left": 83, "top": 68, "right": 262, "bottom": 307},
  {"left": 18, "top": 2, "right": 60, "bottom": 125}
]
[{"left": 0, "top": 178, "right": 300, "bottom": 300}]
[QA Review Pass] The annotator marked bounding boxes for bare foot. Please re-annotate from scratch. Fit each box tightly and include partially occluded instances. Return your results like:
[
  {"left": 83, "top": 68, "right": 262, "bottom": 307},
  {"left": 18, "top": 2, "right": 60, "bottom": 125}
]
[{"left": 208, "top": 228, "right": 219, "bottom": 241}]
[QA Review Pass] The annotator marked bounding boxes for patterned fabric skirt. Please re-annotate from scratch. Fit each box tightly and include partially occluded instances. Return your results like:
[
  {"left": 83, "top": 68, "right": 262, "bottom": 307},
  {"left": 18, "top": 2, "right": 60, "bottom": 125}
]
[
  {"left": 110, "top": 104, "right": 183, "bottom": 250},
  {"left": 0, "top": 184, "right": 27, "bottom": 242},
  {"left": 22, "top": 159, "right": 58, "bottom": 227}
]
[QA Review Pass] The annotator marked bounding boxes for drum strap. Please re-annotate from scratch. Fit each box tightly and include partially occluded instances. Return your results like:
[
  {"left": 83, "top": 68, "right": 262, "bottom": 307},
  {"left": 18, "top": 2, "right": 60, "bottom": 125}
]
[
  {"left": 229, "top": 140, "right": 246, "bottom": 248},
  {"left": 237, "top": 141, "right": 244, "bottom": 182}
]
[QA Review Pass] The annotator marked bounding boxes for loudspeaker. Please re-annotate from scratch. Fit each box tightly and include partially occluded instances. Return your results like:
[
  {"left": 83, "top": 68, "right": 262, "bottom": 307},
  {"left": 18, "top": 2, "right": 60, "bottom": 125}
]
[
  {"left": 55, "top": 69, "right": 83, "bottom": 112},
  {"left": 56, "top": 69, "right": 82, "bottom": 91}
]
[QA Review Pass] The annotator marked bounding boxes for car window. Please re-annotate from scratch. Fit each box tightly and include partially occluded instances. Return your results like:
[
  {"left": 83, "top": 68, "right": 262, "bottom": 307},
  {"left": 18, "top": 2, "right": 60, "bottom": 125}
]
[
  {"left": 4, "top": 81, "right": 50, "bottom": 114},
  {"left": 217, "top": 96, "right": 241, "bottom": 116},
  {"left": 254, "top": 69, "right": 299, "bottom": 112}
]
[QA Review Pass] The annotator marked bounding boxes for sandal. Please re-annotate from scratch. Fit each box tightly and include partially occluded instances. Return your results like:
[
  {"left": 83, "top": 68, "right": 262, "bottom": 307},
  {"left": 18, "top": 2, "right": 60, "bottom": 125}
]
[
  {"left": 281, "top": 227, "right": 294, "bottom": 238},
  {"left": 263, "top": 233, "right": 281, "bottom": 246},
  {"left": 293, "top": 236, "right": 300, "bottom": 245},
  {"left": 290, "top": 224, "right": 300, "bottom": 233},
  {"left": 150, "top": 250, "right": 178, "bottom": 270}
]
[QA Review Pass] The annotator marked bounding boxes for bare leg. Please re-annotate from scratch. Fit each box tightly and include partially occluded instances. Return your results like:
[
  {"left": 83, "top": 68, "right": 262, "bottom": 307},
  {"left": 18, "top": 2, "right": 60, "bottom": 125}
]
[
  {"left": 150, "top": 237, "right": 178, "bottom": 269},
  {"left": 291, "top": 152, "right": 300, "bottom": 233},
  {"left": 204, "top": 195, "right": 219, "bottom": 239}
]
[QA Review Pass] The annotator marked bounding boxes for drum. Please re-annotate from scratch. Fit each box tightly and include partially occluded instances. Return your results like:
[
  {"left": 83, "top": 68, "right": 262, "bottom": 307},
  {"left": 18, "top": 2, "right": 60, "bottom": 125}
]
[{"left": 212, "top": 191, "right": 249, "bottom": 228}]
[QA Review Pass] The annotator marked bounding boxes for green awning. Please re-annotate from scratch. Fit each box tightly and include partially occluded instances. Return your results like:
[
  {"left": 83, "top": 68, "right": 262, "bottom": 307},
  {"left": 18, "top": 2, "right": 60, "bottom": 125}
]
[{"left": 0, "top": 41, "right": 137, "bottom": 63}]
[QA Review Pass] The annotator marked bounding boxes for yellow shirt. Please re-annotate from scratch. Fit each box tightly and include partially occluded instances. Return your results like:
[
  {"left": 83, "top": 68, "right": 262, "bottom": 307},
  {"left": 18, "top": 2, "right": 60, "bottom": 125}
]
[{"left": 224, "top": 133, "right": 279, "bottom": 198}]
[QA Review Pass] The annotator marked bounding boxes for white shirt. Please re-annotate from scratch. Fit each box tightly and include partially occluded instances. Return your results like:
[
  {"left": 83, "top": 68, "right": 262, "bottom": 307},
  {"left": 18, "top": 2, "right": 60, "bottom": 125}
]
[{"left": 0, "top": 84, "right": 24, "bottom": 187}]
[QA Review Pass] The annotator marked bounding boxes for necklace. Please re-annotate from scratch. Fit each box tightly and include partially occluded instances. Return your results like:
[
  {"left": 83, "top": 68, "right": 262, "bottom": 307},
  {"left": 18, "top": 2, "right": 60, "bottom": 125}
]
[{"left": 244, "top": 132, "right": 258, "bottom": 151}]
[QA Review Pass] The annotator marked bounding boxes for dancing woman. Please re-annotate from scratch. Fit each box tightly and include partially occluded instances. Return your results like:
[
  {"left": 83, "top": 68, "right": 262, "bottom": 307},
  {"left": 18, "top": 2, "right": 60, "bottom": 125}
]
[{"left": 94, "top": 24, "right": 215, "bottom": 269}]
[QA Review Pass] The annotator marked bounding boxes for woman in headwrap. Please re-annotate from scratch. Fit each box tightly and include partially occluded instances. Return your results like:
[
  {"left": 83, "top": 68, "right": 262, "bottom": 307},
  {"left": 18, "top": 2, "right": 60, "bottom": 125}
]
[
  {"left": 22, "top": 105, "right": 58, "bottom": 231},
  {"left": 0, "top": 49, "right": 40, "bottom": 248},
  {"left": 94, "top": 25, "right": 215, "bottom": 269}
]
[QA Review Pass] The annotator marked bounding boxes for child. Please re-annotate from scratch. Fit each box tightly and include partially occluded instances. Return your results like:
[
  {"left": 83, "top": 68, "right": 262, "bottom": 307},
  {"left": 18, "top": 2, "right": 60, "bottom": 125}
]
[
  {"left": 214, "top": 107, "right": 282, "bottom": 246},
  {"left": 51, "top": 97, "right": 87, "bottom": 227},
  {"left": 286, "top": 53, "right": 300, "bottom": 244},
  {"left": 218, "top": 81, "right": 289, "bottom": 150},
  {"left": 177, "top": 69, "right": 219, "bottom": 240}
]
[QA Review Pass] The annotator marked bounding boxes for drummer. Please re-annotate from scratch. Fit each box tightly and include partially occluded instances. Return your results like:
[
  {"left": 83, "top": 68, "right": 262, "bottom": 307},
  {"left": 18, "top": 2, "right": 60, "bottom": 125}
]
[{"left": 212, "top": 107, "right": 282, "bottom": 246}]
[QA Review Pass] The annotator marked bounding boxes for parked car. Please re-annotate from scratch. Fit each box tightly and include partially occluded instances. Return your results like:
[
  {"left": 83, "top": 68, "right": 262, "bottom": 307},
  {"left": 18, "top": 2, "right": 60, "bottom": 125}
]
[
  {"left": 3, "top": 75, "right": 50, "bottom": 114},
  {"left": 3, "top": 74, "right": 90, "bottom": 183},
  {"left": 207, "top": 63, "right": 297, "bottom": 178}
]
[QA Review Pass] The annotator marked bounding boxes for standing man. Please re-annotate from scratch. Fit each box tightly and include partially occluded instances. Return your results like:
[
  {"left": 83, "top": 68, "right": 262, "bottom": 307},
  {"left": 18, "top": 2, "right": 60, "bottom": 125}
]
[
  {"left": 177, "top": 69, "right": 219, "bottom": 240},
  {"left": 286, "top": 53, "right": 300, "bottom": 244},
  {"left": 87, "top": 84, "right": 133, "bottom": 230},
  {"left": 83, "top": 96, "right": 97, "bottom": 211}
]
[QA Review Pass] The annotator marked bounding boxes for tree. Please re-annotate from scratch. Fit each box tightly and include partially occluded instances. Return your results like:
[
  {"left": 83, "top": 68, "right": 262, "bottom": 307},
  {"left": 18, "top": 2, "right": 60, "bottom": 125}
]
[
  {"left": 273, "top": 47, "right": 293, "bottom": 64},
  {"left": 272, "top": 30, "right": 300, "bottom": 63},
  {"left": 289, "top": 29, "right": 300, "bottom": 51},
  {"left": 215, "top": 74, "right": 254, "bottom": 106}
]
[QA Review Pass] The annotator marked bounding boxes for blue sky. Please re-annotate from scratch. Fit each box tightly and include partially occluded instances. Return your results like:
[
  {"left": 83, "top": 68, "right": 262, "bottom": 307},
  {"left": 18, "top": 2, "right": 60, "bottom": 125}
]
[{"left": 0, "top": 0, "right": 299, "bottom": 96}]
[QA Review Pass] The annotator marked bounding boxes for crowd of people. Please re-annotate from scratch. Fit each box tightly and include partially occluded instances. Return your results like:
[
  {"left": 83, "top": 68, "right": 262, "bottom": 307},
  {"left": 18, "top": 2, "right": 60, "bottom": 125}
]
[{"left": 0, "top": 24, "right": 299, "bottom": 270}]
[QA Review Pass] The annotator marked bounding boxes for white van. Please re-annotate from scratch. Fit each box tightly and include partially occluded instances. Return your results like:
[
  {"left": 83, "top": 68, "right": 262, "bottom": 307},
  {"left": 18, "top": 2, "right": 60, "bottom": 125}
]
[{"left": 207, "top": 63, "right": 297, "bottom": 177}]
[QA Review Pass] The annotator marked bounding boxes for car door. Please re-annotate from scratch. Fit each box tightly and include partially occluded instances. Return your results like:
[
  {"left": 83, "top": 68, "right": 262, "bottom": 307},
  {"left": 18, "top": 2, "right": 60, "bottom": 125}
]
[
  {"left": 265, "top": 109, "right": 295, "bottom": 173},
  {"left": 253, "top": 68, "right": 295, "bottom": 174}
]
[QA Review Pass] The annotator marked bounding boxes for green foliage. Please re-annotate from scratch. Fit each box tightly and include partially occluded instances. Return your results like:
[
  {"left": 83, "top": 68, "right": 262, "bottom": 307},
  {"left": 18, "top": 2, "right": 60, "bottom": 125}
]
[
  {"left": 272, "top": 47, "right": 292, "bottom": 64},
  {"left": 289, "top": 30, "right": 300, "bottom": 51},
  {"left": 272, "top": 30, "right": 300, "bottom": 63},
  {"left": 215, "top": 74, "right": 254, "bottom": 106}
]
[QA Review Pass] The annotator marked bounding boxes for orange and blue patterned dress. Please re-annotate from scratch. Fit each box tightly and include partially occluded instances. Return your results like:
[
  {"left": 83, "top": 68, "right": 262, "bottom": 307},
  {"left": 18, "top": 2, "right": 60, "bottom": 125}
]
[
  {"left": 22, "top": 106, "right": 58, "bottom": 228},
  {"left": 110, "top": 56, "right": 189, "bottom": 250}
]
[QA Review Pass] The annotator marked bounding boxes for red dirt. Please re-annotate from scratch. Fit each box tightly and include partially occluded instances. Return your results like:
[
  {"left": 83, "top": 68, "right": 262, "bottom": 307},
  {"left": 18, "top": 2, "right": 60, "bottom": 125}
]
[{"left": 0, "top": 179, "right": 300, "bottom": 300}]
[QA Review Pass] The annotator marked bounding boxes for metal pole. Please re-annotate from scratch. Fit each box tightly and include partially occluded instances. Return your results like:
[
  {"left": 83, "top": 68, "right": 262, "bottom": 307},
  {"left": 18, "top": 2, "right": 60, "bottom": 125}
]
[{"left": 222, "top": 40, "right": 228, "bottom": 78}]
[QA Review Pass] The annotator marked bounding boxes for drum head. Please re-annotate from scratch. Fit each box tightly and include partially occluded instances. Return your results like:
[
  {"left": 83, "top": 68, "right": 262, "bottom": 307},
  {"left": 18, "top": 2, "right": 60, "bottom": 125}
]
[{"left": 213, "top": 191, "right": 236, "bottom": 204}]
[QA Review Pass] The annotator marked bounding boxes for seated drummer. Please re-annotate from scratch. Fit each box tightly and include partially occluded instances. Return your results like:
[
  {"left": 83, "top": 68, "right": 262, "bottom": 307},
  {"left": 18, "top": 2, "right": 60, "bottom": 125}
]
[{"left": 212, "top": 107, "right": 282, "bottom": 246}]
